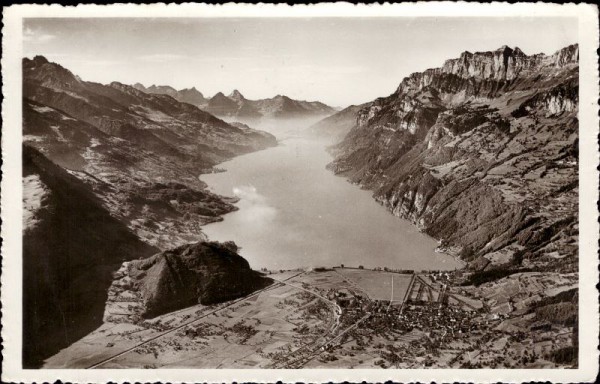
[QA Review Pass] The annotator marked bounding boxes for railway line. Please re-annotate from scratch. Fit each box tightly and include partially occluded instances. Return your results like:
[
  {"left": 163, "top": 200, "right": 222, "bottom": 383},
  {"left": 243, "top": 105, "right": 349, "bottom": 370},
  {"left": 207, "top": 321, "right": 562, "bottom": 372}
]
[{"left": 87, "top": 271, "right": 305, "bottom": 369}]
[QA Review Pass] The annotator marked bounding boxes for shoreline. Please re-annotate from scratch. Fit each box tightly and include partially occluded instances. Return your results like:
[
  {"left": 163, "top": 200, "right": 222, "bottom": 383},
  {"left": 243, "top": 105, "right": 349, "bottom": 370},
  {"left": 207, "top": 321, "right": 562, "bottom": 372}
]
[
  {"left": 199, "top": 131, "right": 465, "bottom": 273},
  {"left": 327, "top": 162, "right": 467, "bottom": 271}
]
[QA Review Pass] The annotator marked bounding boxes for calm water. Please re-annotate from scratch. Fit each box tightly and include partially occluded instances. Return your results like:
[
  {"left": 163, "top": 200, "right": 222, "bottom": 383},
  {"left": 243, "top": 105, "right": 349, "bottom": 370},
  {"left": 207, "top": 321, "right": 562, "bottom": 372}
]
[{"left": 201, "top": 119, "right": 463, "bottom": 271}]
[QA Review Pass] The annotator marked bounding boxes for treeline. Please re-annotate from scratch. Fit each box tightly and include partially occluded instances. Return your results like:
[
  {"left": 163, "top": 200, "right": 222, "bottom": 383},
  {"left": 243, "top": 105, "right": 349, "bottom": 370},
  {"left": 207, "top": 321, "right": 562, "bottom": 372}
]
[
  {"left": 547, "top": 346, "right": 577, "bottom": 365},
  {"left": 529, "top": 288, "right": 577, "bottom": 309},
  {"left": 529, "top": 288, "right": 578, "bottom": 327},
  {"left": 461, "top": 268, "right": 533, "bottom": 286}
]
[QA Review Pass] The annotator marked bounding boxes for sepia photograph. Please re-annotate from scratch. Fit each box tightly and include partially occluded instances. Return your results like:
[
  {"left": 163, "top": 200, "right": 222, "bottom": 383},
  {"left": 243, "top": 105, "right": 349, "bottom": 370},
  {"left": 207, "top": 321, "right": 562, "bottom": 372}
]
[{"left": 1, "top": 3, "right": 599, "bottom": 383}]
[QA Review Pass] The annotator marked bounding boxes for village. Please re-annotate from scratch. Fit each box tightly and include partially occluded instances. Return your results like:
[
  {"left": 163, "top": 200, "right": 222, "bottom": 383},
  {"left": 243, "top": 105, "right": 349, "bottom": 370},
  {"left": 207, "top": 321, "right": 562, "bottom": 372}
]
[{"left": 43, "top": 266, "right": 577, "bottom": 369}]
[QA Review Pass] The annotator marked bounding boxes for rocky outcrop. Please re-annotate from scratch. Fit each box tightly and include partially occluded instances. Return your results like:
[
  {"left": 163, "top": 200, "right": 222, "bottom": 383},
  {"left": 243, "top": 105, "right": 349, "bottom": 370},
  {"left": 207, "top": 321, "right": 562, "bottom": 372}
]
[
  {"left": 24, "top": 55, "right": 81, "bottom": 90},
  {"left": 329, "top": 44, "right": 579, "bottom": 273},
  {"left": 126, "top": 241, "right": 272, "bottom": 317}
]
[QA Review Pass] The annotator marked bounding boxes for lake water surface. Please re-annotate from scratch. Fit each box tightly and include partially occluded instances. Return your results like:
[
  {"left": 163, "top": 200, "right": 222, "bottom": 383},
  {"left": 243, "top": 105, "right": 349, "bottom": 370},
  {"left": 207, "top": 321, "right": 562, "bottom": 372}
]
[{"left": 201, "top": 119, "right": 463, "bottom": 271}]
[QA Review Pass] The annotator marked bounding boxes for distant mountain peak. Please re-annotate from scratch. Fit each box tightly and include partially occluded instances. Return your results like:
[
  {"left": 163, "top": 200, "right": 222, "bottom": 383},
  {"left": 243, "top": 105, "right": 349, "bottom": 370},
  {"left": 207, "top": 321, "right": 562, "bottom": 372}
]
[
  {"left": 180, "top": 86, "right": 205, "bottom": 99},
  {"left": 134, "top": 83, "right": 206, "bottom": 105},
  {"left": 148, "top": 84, "right": 177, "bottom": 92},
  {"left": 23, "top": 55, "right": 81, "bottom": 88},
  {"left": 133, "top": 82, "right": 147, "bottom": 91},
  {"left": 229, "top": 89, "right": 245, "bottom": 100},
  {"left": 32, "top": 55, "right": 49, "bottom": 65},
  {"left": 492, "top": 45, "right": 525, "bottom": 57}
]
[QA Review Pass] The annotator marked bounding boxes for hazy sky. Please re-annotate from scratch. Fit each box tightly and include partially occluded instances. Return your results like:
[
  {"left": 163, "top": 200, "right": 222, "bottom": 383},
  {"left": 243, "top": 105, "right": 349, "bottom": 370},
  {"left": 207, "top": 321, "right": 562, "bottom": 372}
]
[{"left": 24, "top": 17, "right": 577, "bottom": 107}]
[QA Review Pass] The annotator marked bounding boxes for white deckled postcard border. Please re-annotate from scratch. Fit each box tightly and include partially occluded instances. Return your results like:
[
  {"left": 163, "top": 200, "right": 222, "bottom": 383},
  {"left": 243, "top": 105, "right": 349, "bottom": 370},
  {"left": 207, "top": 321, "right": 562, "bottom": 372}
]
[{"left": 2, "top": 2, "right": 599, "bottom": 383}]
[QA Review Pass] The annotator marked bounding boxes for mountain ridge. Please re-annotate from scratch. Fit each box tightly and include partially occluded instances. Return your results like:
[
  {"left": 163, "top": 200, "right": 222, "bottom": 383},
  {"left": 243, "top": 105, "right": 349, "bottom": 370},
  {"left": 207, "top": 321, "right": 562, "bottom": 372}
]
[
  {"left": 23, "top": 55, "right": 278, "bottom": 251},
  {"left": 22, "top": 55, "right": 280, "bottom": 367},
  {"left": 134, "top": 83, "right": 337, "bottom": 120},
  {"left": 327, "top": 43, "right": 579, "bottom": 274}
]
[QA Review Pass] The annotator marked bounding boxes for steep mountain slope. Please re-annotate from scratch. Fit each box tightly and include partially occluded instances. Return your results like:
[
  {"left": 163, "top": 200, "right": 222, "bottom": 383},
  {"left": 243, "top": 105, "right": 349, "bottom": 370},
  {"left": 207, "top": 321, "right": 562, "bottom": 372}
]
[
  {"left": 22, "top": 145, "right": 158, "bottom": 367},
  {"left": 135, "top": 83, "right": 336, "bottom": 120},
  {"left": 24, "top": 56, "right": 276, "bottom": 162},
  {"left": 309, "top": 103, "right": 370, "bottom": 140},
  {"left": 22, "top": 57, "right": 281, "bottom": 367},
  {"left": 329, "top": 44, "right": 579, "bottom": 272},
  {"left": 23, "top": 56, "right": 276, "bottom": 249},
  {"left": 110, "top": 241, "right": 272, "bottom": 318}
]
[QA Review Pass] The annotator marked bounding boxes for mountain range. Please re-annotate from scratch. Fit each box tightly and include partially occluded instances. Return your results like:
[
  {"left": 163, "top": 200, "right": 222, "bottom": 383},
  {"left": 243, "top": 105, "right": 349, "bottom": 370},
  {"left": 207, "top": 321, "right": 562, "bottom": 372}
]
[
  {"left": 22, "top": 55, "right": 276, "bottom": 367},
  {"left": 133, "top": 83, "right": 336, "bottom": 120},
  {"left": 324, "top": 44, "right": 579, "bottom": 273},
  {"left": 21, "top": 43, "right": 580, "bottom": 368}
]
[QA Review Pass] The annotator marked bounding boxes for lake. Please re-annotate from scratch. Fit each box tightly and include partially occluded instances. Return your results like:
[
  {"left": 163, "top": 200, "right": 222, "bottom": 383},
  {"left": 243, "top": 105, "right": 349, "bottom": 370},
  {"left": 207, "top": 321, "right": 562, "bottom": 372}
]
[{"left": 201, "top": 119, "right": 463, "bottom": 271}]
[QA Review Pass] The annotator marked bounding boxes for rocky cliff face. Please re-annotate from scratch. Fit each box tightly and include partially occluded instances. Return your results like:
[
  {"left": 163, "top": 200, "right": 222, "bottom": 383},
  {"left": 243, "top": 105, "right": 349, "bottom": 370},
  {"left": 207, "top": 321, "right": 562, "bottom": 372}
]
[
  {"left": 329, "top": 44, "right": 579, "bottom": 272},
  {"left": 118, "top": 241, "right": 272, "bottom": 317}
]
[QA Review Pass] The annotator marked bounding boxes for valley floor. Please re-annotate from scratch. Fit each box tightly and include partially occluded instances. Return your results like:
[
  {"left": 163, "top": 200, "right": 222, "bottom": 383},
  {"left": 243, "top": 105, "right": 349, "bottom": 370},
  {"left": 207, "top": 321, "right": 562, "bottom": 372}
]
[{"left": 44, "top": 267, "right": 577, "bottom": 369}]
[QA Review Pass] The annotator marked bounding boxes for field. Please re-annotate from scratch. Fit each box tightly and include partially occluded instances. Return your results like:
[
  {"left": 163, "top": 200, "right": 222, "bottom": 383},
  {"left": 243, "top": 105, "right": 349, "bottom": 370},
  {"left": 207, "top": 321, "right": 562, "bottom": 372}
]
[
  {"left": 45, "top": 270, "right": 350, "bottom": 368},
  {"left": 335, "top": 268, "right": 414, "bottom": 303},
  {"left": 43, "top": 268, "right": 577, "bottom": 369}
]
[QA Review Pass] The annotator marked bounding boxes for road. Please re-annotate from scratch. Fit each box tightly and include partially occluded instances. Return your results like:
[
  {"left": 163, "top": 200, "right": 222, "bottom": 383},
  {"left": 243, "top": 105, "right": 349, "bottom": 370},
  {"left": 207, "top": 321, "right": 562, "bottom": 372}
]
[
  {"left": 281, "top": 312, "right": 372, "bottom": 369},
  {"left": 87, "top": 271, "right": 304, "bottom": 369},
  {"left": 270, "top": 275, "right": 342, "bottom": 334},
  {"left": 415, "top": 275, "right": 480, "bottom": 310},
  {"left": 269, "top": 273, "right": 376, "bottom": 369}
]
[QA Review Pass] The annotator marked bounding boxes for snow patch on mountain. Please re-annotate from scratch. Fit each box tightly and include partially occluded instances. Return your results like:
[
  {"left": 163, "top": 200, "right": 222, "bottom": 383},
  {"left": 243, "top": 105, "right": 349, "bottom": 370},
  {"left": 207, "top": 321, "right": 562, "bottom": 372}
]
[{"left": 23, "top": 174, "right": 49, "bottom": 231}]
